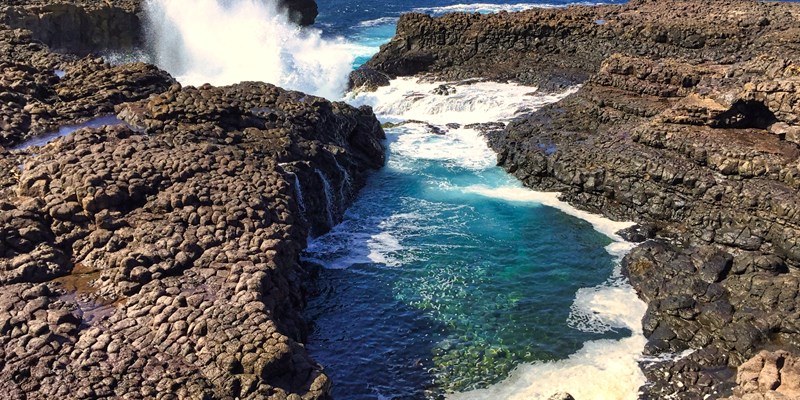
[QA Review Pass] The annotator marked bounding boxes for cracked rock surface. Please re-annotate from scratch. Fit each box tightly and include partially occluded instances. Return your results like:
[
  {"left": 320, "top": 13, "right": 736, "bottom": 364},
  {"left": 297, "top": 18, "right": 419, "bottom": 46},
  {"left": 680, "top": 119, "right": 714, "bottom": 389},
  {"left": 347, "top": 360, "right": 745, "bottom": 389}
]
[{"left": 0, "top": 10, "right": 384, "bottom": 400}]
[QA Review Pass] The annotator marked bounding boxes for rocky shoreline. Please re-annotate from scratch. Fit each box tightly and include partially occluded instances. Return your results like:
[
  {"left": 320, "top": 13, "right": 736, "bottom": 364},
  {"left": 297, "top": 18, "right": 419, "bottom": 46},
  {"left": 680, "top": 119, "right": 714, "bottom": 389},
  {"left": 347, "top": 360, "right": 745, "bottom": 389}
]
[
  {"left": 0, "top": 0, "right": 317, "bottom": 57},
  {"left": 0, "top": 3, "right": 384, "bottom": 399},
  {"left": 4, "top": 0, "right": 800, "bottom": 398},
  {"left": 360, "top": 0, "right": 800, "bottom": 398}
]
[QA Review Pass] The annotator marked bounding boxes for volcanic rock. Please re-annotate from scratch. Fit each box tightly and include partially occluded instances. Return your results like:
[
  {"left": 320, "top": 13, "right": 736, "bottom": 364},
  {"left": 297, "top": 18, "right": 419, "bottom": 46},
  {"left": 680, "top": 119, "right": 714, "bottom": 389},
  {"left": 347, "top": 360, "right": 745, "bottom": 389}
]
[
  {"left": 0, "top": 9, "right": 382, "bottom": 400},
  {"left": 363, "top": 0, "right": 800, "bottom": 398}
]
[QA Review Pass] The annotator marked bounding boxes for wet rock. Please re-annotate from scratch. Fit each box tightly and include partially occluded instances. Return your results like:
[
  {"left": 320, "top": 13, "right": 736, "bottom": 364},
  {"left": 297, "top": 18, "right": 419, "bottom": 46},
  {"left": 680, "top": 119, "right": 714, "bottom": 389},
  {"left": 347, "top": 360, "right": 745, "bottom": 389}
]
[
  {"left": 347, "top": 67, "right": 391, "bottom": 92},
  {"left": 277, "top": 0, "right": 318, "bottom": 26},
  {"left": 428, "top": 124, "right": 446, "bottom": 135},
  {"left": 616, "top": 223, "right": 658, "bottom": 243},
  {"left": 432, "top": 84, "right": 456, "bottom": 96}
]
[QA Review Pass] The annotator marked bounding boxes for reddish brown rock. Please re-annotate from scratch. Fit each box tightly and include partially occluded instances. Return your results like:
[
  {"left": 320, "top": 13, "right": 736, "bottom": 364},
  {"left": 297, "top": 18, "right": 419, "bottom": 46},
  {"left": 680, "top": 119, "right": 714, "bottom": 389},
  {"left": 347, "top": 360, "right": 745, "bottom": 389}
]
[{"left": 724, "top": 350, "right": 800, "bottom": 400}]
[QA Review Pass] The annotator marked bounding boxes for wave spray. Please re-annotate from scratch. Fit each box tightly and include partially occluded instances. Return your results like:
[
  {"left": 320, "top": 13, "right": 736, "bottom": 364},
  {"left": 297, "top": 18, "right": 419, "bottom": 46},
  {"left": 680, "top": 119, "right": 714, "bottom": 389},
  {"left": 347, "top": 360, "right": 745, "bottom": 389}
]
[{"left": 144, "top": 0, "right": 355, "bottom": 99}]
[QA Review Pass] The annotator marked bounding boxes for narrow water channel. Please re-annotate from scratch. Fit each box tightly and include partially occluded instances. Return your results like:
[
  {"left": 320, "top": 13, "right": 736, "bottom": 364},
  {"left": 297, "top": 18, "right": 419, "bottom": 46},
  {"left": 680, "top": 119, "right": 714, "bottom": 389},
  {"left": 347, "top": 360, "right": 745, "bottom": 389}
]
[{"left": 303, "top": 79, "right": 646, "bottom": 399}]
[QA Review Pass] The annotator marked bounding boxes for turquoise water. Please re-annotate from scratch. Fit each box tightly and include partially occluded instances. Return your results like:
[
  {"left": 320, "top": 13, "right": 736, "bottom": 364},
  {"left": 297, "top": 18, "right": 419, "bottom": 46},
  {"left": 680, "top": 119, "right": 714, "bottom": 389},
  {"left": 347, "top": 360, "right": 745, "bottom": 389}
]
[
  {"left": 302, "top": 81, "right": 633, "bottom": 398},
  {"left": 304, "top": 149, "right": 623, "bottom": 397}
]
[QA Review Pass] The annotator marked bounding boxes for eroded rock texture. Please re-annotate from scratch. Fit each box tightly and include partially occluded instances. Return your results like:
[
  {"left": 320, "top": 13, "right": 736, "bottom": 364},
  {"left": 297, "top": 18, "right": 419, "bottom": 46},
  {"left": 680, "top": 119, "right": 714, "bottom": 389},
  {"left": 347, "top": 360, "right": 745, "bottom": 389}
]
[
  {"left": 1, "top": 85, "right": 383, "bottom": 399},
  {"left": 0, "top": 10, "right": 382, "bottom": 400},
  {"left": 360, "top": 0, "right": 800, "bottom": 91},
  {"left": 723, "top": 350, "right": 800, "bottom": 400},
  {"left": 1, "top": 0, "right": 144, "bottom": 55},
  {"left": 0, "top": 24, "right": 175, "bottom": 148},
  {"left": 0, "top": 0, "right": 318, "bottom": 56},
  {"left": 364, "top": 0, "right": 800, "bottom": 398}
]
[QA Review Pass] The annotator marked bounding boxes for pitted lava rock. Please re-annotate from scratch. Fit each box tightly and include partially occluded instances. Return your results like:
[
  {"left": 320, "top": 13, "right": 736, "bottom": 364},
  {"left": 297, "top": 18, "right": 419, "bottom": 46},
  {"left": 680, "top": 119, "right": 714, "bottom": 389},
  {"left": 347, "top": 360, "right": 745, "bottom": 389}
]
[
  {"left": 723, "top": 350, "right": 800, "bottom": 400},
  {"left": 0, "top": 24, "right": 175, "bottom": 148},
  {"left": 0, "top": 8, "right": 383, "bottom": 400}
]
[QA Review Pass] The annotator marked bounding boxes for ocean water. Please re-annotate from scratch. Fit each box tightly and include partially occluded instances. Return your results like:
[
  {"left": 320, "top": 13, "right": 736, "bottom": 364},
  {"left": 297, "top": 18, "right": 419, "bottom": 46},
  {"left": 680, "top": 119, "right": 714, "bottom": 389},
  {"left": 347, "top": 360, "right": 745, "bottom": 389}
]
[
  {"left": 138, "top": 1, "right": 645, "bottom": 398},
  {"left": 303, "top": 78, "right": 646, "bottom": 399}
]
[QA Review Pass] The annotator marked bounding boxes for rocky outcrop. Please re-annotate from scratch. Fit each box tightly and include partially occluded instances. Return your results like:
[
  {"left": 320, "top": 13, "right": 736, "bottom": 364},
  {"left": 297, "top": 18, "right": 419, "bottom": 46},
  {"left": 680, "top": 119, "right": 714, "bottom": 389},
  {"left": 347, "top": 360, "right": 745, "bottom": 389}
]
[
  {"left": 362, "top": 0, "right": 798, "bottom": 91},
  {"left": 1, "top": 0, "right": 318, "bottom": 57},
  {"left": 0, "top": 12, "right": 382, "bottom": 400},
  {"left": 724, "top": 350, "right": 800, "bottom": 400},
  {"left": 0, "top": 25, "right": 175, "bottom": 148},
  {"left": 364, "top": 0, "right": 800, "bottom": 398},
  {"left": 278, "top": 0, "right": 318, "bottom": 26},
  {"left": 1, "top": 0, "right": 143, "bottom": 55},
  {"left": 491, "top": 42, "right": 800, "bottom": 400}
]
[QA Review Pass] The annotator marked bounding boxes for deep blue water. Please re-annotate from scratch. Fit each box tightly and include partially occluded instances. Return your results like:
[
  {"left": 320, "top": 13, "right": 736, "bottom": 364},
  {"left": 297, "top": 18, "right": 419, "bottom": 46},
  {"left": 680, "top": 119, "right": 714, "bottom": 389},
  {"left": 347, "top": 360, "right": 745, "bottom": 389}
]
[{"left": 303, "top": 157, "right": 625, "bottom": 397}]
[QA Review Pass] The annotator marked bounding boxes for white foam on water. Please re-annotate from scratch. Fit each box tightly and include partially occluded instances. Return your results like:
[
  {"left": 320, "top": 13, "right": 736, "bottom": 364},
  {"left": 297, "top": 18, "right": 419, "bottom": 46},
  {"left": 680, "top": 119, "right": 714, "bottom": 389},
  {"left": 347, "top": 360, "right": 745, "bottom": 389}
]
[
  {"left": 449, "top": 245, "right": 647, "bottom": 400},
  {"left": 347, "top": 77, "right": 578, "bottom": 125},
  {"left": 303, "top": 229, "right": 376, "bottom": 269},
  {"left": 460, "top": 185, "right": 634, "bottom": 243},
  {"left": 144, "top": 0, "right": 356, "bottom": 99},
  {"left": 389, "top": 124, "right": 498, "bottom": 171},
  {"left": 366, "top": 230, "right": 405, "bottom": 265},
  {"left": 349, "top": 77, "right": 648, "bottom": 399},
  {"left": 450, "top": 184, "right": 646, "bottom": 400},
  {"left": 356, "top": 16, "right": 400, "bottom": 28},
  {"left": 568, "top": 284, "right": 641, "bottom": 334},
  {"left": 305, "top": 211, "right": 426, "bottom": 269},
  {"left": 412, "top": 2, "right": 606, "bottom": 15},
  {"left": 449, "top": 334, "right": 646, "bottom": 400}
]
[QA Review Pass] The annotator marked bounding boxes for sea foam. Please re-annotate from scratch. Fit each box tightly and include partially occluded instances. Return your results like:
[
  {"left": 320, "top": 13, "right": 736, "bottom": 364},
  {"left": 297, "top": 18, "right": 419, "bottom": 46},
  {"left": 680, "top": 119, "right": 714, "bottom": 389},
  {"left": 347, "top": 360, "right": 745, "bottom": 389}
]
[
  {"left": 390, "top": 124, "right": 499, "bottom": 171},
  {"left": 144, "top": 0, "right": 356, "bottom": 99},
  {"left": 446, "top": 192, "right": 646, "bottom": 400},
  {"left": 356, "top": 16, "right": 400, "bottom": 28},
  {"left": 348, "top": 77, "right": 578, "bottom": 125},
  {"left": 460, "top": 185, "right": 634, "bottom": 245}
]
